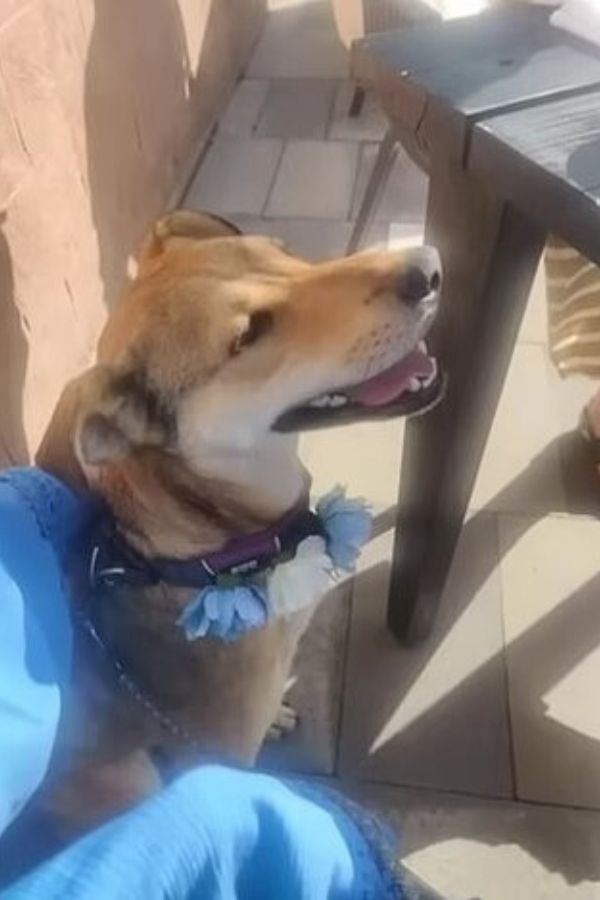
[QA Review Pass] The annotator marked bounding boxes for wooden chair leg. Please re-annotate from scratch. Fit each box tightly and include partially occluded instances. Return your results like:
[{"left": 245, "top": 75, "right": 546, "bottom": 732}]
[
  {"left": 387, "top": 147, "right": 546, "bottom": 644},
  {"left": 349, "top": 85, "right": 367, "bottom": 117},
  {"left": 347, "top": 126, "right": 399, "bottom": 255}
]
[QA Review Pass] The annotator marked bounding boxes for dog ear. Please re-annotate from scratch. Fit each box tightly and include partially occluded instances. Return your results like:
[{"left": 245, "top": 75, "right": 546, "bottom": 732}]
[
  {"left": 36, "top": 369, "right": 98, "bottom": 489},
  {"left": 75, "top": 365, "right": 173, "bottom": 466},
  {"left": 137, "top": 209, "right": 242, "bottom": 271}
]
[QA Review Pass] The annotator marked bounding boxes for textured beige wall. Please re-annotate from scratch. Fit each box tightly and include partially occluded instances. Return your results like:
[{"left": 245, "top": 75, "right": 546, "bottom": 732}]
[
  {"left": 0, "top": 0, "right": 265, "bottom": 462},
  {"left": 331, "top": 0, "right": 365, "bottom": 46}
]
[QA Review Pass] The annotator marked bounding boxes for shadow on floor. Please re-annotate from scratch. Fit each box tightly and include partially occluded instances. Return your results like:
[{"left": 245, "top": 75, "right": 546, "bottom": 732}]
[{"left": 350, "top": 431, "right": 600, "bottom": 885}]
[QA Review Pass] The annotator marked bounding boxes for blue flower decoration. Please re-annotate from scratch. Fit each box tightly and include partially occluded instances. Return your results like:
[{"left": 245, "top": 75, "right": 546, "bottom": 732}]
[
  {"left": 178, "top": 583, "right": 268, "bottom": 642},
  {"left": 177, "top": 487, "right": 371, "bottom": 643},
  {"left": 317, "top": 486, "right": 372, "bottom": 572}
]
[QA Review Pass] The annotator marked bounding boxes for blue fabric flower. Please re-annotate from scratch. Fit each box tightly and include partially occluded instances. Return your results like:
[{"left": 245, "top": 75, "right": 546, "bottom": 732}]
[
  {"left": 177, "top": 486, "right": 371, "bottom": 644},
  {"left": 317, "top": 486, "right": 372, "bottom": 572},
  {"left": 178, "top": 583, "right": 268, "bottom": 642}
]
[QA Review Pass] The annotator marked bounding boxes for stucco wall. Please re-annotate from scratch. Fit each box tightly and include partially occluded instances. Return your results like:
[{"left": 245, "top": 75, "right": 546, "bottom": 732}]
[{"left": 0, "top": 0, "right": 265, "bottom": 461}]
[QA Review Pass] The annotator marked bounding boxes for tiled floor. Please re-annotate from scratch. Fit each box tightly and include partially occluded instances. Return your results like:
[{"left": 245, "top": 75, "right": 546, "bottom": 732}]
[{"left": 186, "top": 1, "right": 600, "bottom": 896}]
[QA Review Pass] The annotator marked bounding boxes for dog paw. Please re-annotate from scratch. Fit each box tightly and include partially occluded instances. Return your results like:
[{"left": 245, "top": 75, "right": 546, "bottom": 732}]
[{"left": 267, "top": 702, "right": 299, "bottom": 741}]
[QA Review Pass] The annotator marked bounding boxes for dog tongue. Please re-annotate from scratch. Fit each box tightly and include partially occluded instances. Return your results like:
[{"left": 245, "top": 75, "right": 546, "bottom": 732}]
[{"left": 349, "top": 349, "right": 435, "bottom": 407}]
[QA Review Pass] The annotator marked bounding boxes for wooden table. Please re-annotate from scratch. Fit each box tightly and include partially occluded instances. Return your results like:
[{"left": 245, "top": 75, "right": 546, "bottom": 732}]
[{"left": 353, "top": 5, "right": 600, "bottom": 643}]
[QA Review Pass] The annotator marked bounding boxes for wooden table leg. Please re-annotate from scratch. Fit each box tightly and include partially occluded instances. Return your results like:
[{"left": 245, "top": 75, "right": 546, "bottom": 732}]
[{"left": 388, "top": 149, "right": 546, "bottom": 643}]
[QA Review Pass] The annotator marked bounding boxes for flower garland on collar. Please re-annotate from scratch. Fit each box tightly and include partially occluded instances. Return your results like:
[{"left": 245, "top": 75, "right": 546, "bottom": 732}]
[{"left": 177, "top": 486, "right": 371, "bottom": 643}]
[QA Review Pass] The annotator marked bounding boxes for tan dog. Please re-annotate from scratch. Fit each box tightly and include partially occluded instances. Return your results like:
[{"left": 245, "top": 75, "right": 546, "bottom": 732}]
[{"left": 36, "top": 210, "right": 442, "bottom": 834}]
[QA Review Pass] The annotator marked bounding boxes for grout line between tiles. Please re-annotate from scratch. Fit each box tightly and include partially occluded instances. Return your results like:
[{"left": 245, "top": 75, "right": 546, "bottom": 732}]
[
  {"left": 339, "top": 773, "right": 518, "bottom": 805},
  {"left": 254, "top": 214, "right": 347, "bottom": 224},
  {"left": 260, "top": 137, "right": 287, "bottom": 216},
  {"left": 469, "top": 508, "right": 600, "bottom": 525},
  {"left": 251, "top": 78, "right": 273, "bottom": 137},
  {"left": 260, "top": 138, "right": 362, "bottom": 222},
  {"left": 344, "top": 774, "right": 600, "bottom": 815}
]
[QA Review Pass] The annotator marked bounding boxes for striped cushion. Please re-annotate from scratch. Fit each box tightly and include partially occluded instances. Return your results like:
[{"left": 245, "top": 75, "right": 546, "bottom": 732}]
[
  {"left": 545, "top": 235, "right": 600, "bottom": 377},
  {"left": 364, "top": 0, "right": 416, "bottom": 31}
]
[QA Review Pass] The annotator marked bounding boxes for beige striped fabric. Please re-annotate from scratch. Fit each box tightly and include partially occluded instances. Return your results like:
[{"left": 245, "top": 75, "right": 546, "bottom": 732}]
[
  {"left": 363, "top": 0, "right": 431, "bottom": 32},
  {"left": 363, "top": 1, "right": 413, "bottom": 32},
  {"left": 545, "top": 235, "right": 600, "bottom": 377}
]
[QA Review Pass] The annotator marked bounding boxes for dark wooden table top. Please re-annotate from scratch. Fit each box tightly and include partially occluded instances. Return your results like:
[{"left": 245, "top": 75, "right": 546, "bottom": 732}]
[
  {"left": 354, "top": 5, "right": 600, "bottom": 115},
  {"left": 471, "top": 88, "right": 600, "bottom": 265},
  {"left": 354, "top": 5, "right": 600, "bottom": 260}
]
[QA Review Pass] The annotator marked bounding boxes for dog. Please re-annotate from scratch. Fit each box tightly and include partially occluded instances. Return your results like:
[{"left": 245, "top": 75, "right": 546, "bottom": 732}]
[{"left": 35, "top": 209, "right": 442, "bottom": 835}]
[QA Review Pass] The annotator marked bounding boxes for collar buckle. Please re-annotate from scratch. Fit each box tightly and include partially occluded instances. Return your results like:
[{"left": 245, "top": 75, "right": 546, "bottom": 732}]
[{"left": 89, "top": 542, "right": 153, "bottom": 590}]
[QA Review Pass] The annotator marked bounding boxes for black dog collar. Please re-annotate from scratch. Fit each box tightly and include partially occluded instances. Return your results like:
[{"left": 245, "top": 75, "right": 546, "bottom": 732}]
[{"left": 88, "top": 505, "right": 325, "bottom": 593}]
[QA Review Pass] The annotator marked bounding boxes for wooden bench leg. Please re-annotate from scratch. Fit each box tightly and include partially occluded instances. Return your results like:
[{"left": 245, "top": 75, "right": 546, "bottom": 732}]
[
  {"left": 347, "top": 126, "right": 399, "bottom": 255},
  {"left": 349, "top": 85, "right": 367, "bottom": 118},
  {"left": 387, "top": 150, "right": 546, "bottom": 644}
]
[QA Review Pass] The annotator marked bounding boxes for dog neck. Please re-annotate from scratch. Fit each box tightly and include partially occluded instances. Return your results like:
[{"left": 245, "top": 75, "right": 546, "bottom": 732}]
[
  {"left": 36, "top": 374, "right": 308, "bottom": 561},
  {"left": 88, "top": 434, "right": 309, "bottom": 560}
]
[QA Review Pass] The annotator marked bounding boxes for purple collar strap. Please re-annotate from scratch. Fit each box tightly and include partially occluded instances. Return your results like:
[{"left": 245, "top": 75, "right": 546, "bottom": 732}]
[
  {"left": 78, "top": 486, "right": 371, "bottom": 741},
  {"left": 89, "top": 505, "right": 325, "bottom": 593}
]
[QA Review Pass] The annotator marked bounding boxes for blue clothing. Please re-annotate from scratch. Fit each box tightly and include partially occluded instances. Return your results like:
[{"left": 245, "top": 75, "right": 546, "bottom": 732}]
[
  {"left": 2, "top": 767, "right": 403, "bottom": 899},
  {"left": 0, "top": 468, "right": 405, "bottom": 899},
  {"left": 0, "top": 469, "right": 93, "bottom": 833}
]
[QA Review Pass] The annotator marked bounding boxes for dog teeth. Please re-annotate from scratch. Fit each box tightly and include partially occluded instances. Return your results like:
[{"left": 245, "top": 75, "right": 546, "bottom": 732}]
[
  {"left": 420, "top": 357, "right": 438, "bottom": 388},
  {"left": 408, "top": 377, "right": 421, "bottom": 392},
  {"left": 308, "top": 393, "right": 348, "bottom": 408}
]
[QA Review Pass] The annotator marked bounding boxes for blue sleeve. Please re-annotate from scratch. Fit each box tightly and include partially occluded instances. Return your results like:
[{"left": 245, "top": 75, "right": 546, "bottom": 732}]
[
  {"left": 0, "top": 471, "right": 404, "bottom": 899},
  {"left": 1, "top": 767, "right": 403, "bottom": 900},
  {"left": 0, "top": 470, "right": 93, "bottom": 835}
]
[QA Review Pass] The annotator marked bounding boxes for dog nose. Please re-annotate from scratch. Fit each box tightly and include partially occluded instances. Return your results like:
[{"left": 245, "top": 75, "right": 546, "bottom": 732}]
[{"left": 395, "top": 246, "right": 442, "bottom": 306}]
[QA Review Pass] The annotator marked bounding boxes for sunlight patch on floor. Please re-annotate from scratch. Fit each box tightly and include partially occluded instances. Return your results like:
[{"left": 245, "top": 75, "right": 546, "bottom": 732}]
[{"left": 369, "top": 579, "right": 501, "bottom": 756}]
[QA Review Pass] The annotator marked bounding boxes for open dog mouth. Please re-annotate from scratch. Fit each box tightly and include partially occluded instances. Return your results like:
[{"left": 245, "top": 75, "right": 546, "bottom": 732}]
[{"left": 273, "top": 341, "right": 446, "bottom": 432}]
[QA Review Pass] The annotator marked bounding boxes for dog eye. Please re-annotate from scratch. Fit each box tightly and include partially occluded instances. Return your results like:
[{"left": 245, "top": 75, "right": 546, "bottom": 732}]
[{"left": 232, "top": 310, "right": 274, "bottom": 355}]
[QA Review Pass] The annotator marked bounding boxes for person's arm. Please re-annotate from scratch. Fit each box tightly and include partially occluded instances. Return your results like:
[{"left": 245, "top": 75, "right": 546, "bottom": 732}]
[
  {"left": 2, "top": 766, "right": 404, "bottom": 900},
  {"left": 0, "top": 469, "right": 93, "bottom": 835}
]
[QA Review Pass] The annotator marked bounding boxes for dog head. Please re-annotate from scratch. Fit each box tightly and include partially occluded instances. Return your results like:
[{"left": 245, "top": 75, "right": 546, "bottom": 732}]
[{"left": 67, "top": 210, "right": 441, "bottom": 475}]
